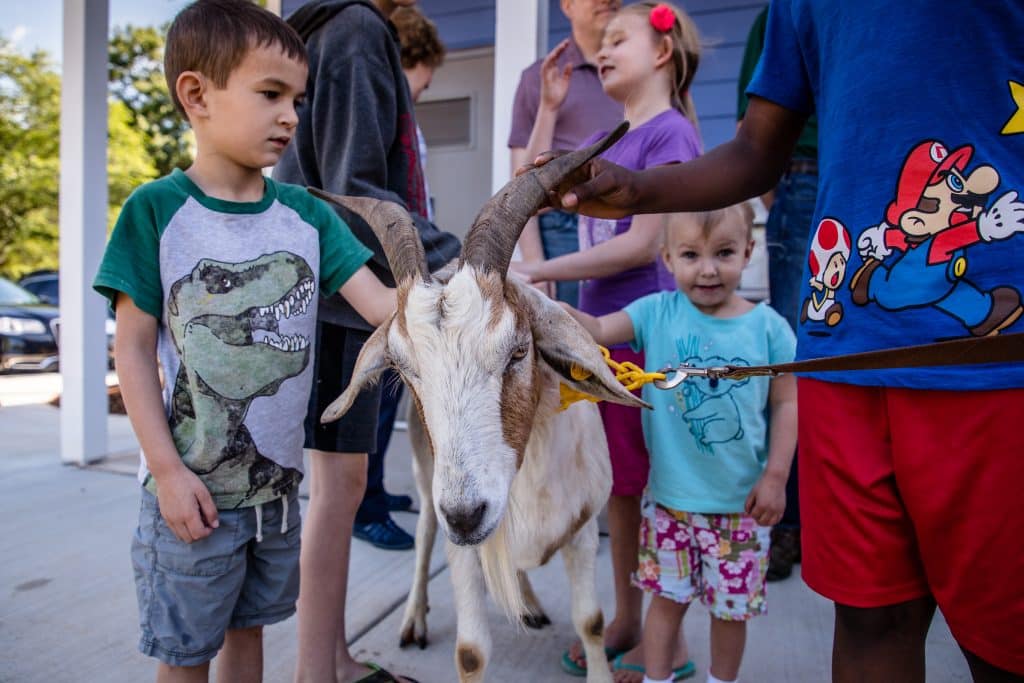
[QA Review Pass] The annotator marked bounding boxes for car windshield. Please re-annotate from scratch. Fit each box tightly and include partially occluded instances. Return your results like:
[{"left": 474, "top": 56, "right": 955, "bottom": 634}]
[{"left": 0, "top": 277, "right": 42, "bottom": 305}]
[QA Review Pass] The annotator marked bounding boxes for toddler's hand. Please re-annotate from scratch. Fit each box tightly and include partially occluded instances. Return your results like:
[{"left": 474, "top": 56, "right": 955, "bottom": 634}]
[
  {"left": 744, "top": 471, "right": 786, "bottom": 527},
  {"left": 156, "top": 467, "right": 220, "bottom": 543}
]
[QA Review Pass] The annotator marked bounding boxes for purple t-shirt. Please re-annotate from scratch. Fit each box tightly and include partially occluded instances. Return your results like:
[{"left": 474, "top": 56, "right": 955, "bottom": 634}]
[
  {"left": 578, "top": 109, "right": 702, "bottom": 318},
  {"left": 507, "top": 39, "right": 623, "bottom": 151}
]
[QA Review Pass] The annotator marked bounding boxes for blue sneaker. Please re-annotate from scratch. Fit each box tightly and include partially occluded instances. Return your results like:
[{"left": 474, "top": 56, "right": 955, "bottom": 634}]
[
  {"left": 386, "top": 492, "right": 414, "bottom": 512},
  {"left": 353, "top": 517, "right": 414, "bottom": 550}
]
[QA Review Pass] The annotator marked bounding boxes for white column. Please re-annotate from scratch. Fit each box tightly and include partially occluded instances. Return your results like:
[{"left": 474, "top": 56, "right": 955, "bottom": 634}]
[
  {"left": 491, "top": 0, "right": 547, "bottom": 194},
  {"left": 59, "top": 0, "right": 109, "bottom": 464},
  {"left": 265, "top": 0, "right": 283, "bottom": 16}
]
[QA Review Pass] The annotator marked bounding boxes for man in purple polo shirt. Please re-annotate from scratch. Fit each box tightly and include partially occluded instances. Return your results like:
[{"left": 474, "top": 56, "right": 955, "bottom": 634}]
[{"left": 508, "top": 0, "right": 622, "bottom": 306}]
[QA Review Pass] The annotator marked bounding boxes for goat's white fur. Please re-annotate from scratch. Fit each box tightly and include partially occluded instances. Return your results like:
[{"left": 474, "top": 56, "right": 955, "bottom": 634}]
[{"left": 327, "top": 270, "right": 642, "bottom": 683}]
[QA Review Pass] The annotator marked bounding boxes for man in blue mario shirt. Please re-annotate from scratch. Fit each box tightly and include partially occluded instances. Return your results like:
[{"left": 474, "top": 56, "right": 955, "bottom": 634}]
[{"left": 850, "top": 140, "right": 1024, "bottom": 335}]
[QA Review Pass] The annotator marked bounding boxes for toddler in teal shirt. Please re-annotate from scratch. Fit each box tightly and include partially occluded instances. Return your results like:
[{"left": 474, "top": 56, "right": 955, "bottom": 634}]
[{"left": 564, "top": 203, "right": 797, "bottom": 683}]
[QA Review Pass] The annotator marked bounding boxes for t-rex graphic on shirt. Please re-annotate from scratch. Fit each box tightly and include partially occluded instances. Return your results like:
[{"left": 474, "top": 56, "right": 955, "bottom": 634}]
[{"left": 165, "top": 251, "right": 316, "bottom": 507}]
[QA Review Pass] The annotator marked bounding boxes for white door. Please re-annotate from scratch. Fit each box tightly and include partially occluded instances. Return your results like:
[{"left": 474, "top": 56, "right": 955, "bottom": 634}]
[{"left": 414, "top": 47, "right": 494, "bottom": 240}]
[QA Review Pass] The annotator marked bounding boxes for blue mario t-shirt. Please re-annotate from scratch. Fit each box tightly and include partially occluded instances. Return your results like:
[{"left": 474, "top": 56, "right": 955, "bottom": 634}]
[{"left": 749, "top": 1, "right": 1024, "bottom": 390}]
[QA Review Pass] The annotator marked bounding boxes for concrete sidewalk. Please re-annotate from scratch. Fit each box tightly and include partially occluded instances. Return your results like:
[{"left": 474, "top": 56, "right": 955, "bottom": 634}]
[{"left": 0, "top": 375, "right": 970, "bottom": 682}]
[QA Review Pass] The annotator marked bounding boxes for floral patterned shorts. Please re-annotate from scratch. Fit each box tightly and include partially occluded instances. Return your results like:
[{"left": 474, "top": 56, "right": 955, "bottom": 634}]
[{"left": 632, "top": 499, "right": 771, "bottom": 621}]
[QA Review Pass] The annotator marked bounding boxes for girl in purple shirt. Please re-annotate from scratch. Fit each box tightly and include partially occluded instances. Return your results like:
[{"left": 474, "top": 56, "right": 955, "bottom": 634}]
[{"left": 511, "top": 3, "right": 702, "bottom": 680}]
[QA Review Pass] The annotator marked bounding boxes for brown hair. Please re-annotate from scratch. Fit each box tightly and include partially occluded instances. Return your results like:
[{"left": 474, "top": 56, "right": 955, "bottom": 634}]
[
  {"left": 164, "top": 0, "right": 308, "bottom": 116},
  {"left": 618, "top": 2, "right": 702, "bottom": 130},
  {"left": 391, "top": 6, "right": 446, "bottom": 70}
]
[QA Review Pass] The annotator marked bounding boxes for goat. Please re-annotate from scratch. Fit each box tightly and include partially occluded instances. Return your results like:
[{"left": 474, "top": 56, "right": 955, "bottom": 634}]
[{"left": 314, "top": 123, "right": 645, "bottom": 683}]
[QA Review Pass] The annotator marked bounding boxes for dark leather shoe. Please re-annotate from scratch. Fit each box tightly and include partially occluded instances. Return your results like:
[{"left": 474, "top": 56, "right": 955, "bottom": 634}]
[
  {"left": 386, "top": 492, "right": 414, "bottom": 512},
  {"left": 353, "top": 517, "right": 414, "bottom": 550},
  {"left": 767, "top": 526, "right": 801, "bottom": 582}
]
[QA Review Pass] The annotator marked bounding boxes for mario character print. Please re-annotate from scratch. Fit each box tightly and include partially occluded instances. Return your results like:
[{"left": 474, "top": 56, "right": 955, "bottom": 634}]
[
  {"left": 848, "top": 140, "right": 1024, "bottom": 336},
  {"left": 801, "top": 218, "right": 851, "bottom": 327}
]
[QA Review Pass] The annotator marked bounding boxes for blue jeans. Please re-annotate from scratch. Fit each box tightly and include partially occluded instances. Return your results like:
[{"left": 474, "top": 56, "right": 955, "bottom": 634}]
[
  {"left": 539, "top": 210, "right": 580, "bottom": 307},
  {"left": 356, "top": 369, "right": 403, "bottom": 524},
  {"left": 765, "top": 166, "right": 817, "bottom": 529},
  {"left": 765, "top": 169, "right": 817, "bottom": 331}
]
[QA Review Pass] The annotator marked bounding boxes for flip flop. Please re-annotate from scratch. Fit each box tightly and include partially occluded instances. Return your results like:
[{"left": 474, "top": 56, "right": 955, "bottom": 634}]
[
  {"left": 559, "top": 645, "right": 626, "bottom": 677},
  {"left": 611, "top": 652, "right": 696, "bottom": 681},
  {"left": 353, "top": 662, "right": 420, "bottom": 683}
]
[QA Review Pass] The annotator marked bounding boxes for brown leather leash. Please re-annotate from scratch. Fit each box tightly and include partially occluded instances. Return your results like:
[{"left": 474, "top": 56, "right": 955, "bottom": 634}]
[{"left": 653, "top": 332, "right": 1024, "bottom": 387}]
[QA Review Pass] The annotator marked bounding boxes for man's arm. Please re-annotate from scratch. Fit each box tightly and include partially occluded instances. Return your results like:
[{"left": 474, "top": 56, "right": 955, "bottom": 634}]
[
  {"left": 114, "top": 293, "right": 219, "bottom": 543},
  {"left": 547, "top": 97, "right": 806, "bottom": 219},
  {"left": 338, "top": 266, "right": 397, "bottom": 328}
]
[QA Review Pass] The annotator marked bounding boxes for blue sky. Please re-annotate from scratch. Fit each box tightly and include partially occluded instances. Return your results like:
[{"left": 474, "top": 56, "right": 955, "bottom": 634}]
[{"left": 2, "top": 0, "right": 191, "bottom": 64}]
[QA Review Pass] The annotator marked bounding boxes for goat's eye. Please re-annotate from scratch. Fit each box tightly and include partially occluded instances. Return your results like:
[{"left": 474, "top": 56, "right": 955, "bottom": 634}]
[{"left": 508, "top": 345, "right": 529, "bottom": 367}]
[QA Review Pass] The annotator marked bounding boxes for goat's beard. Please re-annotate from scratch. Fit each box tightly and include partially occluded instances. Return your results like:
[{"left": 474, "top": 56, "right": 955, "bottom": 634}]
[{"left": 477, "top": 495, "right": 527, "bottom": 625}]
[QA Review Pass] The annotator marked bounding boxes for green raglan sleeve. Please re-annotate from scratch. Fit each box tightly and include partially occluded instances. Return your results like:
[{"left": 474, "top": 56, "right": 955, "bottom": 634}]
[
  {"left": 92, "top": 185, "right": 165, "bottom": 319},
  {"left": 313, "top": 197, "right": 374, "bottom": 295}
]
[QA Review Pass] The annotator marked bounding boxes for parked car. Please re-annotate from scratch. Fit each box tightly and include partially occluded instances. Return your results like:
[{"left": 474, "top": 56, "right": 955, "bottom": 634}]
[
  {"left": 18, "top": 269, "right": 61, "bottom": 305},
  {"left": 0, "top": 276, "right": 60, "bottom": 372},
  {"left": 14, "top": 270, "right": 117, "bottom": 369}
]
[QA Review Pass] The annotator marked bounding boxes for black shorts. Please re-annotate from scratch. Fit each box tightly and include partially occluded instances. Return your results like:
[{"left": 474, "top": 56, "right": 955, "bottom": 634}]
[{"left": 304, "top": 322, "right": 381, "bottom": 454}]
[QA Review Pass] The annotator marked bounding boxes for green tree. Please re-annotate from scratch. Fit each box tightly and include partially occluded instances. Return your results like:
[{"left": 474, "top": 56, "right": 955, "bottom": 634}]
[
  {"left": 0, "top": 43, "right": 60, "bottom": 275},
  {"left": 0, "top": 38, "right": 159, "bottom": 277},
  {"left": 108, "top": 24, "right": 193, "bottom": 177}
]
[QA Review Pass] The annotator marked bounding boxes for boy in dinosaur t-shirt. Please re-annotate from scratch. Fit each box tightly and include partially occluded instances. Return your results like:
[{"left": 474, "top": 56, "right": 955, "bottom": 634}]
[{"left": 92, "top": 1, "right": 395, "bottom": 678}]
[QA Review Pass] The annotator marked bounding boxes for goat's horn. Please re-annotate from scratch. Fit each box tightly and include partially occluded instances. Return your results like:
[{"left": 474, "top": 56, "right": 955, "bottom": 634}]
[
  {"left": 460, "top": 120, "right": 629, "bottom": 277},
  {"left": 307, "top": 189, "right": 429, "bottom": 284}
]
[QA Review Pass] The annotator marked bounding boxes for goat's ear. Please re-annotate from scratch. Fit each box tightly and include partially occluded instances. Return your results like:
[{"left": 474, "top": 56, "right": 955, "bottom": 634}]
[
  {"left": 515, "top": 282, "right": 650, "bottom": 409},
  {"left": 320, "top": 319, "right": 392, "bottom": 423}
]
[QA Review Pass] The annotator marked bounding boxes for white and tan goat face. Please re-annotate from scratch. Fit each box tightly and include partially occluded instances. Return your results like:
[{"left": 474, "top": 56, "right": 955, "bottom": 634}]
[
  {"left": 394, "top": 270, "right": 537, "bottom": 542},
  {"left": 322, "top": 264, "right": 643, "bottom": 545},
  {"left": 313, "top": 123, "right": 643, "bottom": 545}
]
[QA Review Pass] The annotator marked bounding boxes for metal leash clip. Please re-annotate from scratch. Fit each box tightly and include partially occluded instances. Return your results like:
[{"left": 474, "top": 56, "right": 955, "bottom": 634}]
[{"left": 653, "top": 364, "right": 731, "bottom": 390}]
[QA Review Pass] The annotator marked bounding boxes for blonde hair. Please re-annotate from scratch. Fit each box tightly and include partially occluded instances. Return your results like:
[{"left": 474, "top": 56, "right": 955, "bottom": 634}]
[
  {"left": 667, "top": 203, "right": 755, "bottom": 242},
  {"left": 618, "top": 2, "right": 702, "bottom": 129}
]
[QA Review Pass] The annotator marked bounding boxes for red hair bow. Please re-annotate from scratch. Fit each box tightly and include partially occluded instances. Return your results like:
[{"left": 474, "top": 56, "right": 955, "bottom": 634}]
[{"left": 649, "top": 4, "right": 675, "bottom": 33}]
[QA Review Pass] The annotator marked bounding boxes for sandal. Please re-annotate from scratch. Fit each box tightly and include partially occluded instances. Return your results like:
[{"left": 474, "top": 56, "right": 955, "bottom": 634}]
[
  {"left": 353, "top": 661, "right": 420, "bottom": 683},
  {"left": 611, "top": 652, "right": 696, "bottom": 681},
  {"left": 559, "top": 645, "right": 626, "bottom": 677}
]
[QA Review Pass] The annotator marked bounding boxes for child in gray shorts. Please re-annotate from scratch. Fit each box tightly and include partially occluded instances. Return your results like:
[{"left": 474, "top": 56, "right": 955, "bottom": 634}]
[{"left": 94, "top": 0, "right": 398, "bottom": 677}]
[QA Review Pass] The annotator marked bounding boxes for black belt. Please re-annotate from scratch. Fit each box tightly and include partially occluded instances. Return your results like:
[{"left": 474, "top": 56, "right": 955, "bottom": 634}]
[{"left": 787, "top": 158, "right": 817, "bottom": 175}]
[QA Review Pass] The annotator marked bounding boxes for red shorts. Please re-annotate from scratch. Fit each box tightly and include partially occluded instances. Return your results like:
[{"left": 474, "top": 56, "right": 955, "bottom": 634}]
[
  {"left": 598, "top": 347, "right": 650, "bottom": 497},
  {"left": 799, "top": 378, "right": 1024, "bottom": 674}
]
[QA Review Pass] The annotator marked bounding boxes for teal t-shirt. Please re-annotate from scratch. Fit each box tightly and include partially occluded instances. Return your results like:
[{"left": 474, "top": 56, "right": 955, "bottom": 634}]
[
  {"left": 625, "top": 291, "right": 796, "bottom": 513},
  {"left": 93, "top": 169, "right": 372, "bottom": 509}
]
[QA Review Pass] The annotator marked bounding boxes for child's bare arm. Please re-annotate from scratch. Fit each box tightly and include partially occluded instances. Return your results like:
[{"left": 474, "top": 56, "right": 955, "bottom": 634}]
[
  {"left": 512, "top": 213, "right": 666, "bottom": 283},
  {"left": 560, "top": 303, "right": 636, "bottom": 348},
  {"left": 744, "top": 372, "right": 798, "bottom": 526},
  {"left": 337, "top": 265, "right": 397, "bottom": 327},
  {"left": 114, "top": 293, "right": 219, "bottom": 543}
]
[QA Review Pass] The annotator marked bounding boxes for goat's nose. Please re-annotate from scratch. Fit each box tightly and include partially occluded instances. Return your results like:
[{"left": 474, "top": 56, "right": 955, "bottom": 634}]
[{"left": 441, "top": 502, "right": 487, "bottom": 536}]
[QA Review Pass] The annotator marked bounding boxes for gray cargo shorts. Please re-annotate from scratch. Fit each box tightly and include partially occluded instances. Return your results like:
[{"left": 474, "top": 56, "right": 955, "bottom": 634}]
[{"left": 131, "top": 487, "right": 301, "bottom": 667}]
